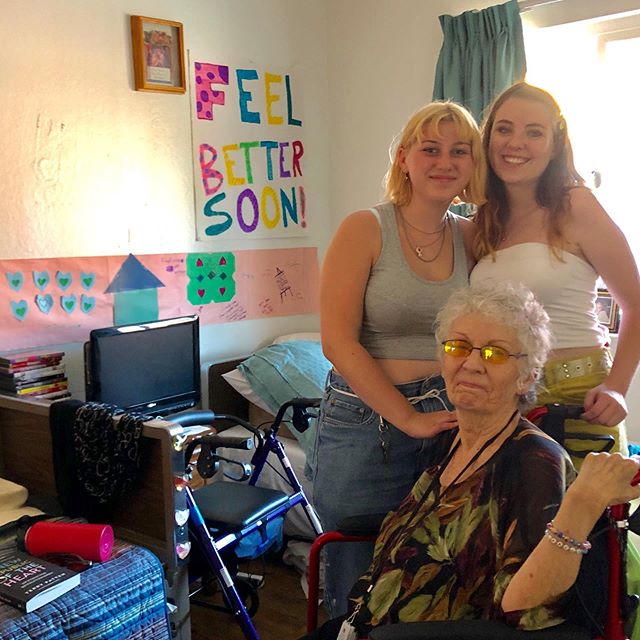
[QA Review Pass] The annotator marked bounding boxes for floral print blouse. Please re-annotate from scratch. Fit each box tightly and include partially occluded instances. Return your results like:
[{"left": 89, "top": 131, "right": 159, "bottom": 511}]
[{"left": 348, "top": 419, "right": 576, "bottom": 634}]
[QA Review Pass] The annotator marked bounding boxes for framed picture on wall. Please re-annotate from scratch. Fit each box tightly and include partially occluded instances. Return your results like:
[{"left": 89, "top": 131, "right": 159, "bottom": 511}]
[
  {"left": 596, "top": 288, "right": 621, "bottom": 333},
  {"left": 130, "top": 16, "right": 185, "bottom": 93}
]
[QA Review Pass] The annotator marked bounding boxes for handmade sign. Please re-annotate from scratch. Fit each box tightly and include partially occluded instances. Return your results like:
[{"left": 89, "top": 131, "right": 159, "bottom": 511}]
[
  {"left": 0, "top": 247, "right": 318, "bottom": 351},
  {"left": 190, "top": 57, "right": 308, "bottom": 240}
]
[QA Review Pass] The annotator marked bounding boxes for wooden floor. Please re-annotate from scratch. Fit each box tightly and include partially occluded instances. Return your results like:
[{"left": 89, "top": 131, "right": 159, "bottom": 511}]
[{"left": 189, "top": 554, "right": 325, "bottom": 640}]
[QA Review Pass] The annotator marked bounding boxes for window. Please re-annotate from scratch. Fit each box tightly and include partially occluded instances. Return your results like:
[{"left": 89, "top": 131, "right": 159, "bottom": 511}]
[{"left": 523, "top": 13, "right": 640, "bottom": 265}]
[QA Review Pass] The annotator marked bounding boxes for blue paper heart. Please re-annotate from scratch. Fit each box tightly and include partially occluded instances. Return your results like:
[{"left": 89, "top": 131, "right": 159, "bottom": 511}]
[
  {"left": 60, "top": 294, "right": 76, "bottom": 314},
  {"left": 35, "top": 293, "right": 54, "bottom": 314},
  {"left": 55, "top": 271, "right": 73, "bottom": 290},
  {"left": 80, "top": 294, "right": 96, "bottom": 314},
  {"left": 32, "top": 270, "right": 50, "bottom": 291},
  {"left": 6, "top": 272, "right": 24, "bottom": 291},
  {"left": 10, "top": 300, "right": 28, "bottom": 321},
  {"left": 80, "top": 271, "right": 95, "bottom": 291}
]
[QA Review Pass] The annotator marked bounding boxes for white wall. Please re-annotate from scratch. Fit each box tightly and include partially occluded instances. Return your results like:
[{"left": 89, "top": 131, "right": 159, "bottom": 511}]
[
  {"left": 0, "top": 0, "right": 331, "bottom": 396},
  {"left": 326, "top": 0, "right": 492, "bottom": 223}
]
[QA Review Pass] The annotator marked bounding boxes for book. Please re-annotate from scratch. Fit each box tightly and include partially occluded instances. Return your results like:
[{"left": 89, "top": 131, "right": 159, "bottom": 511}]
[
  {"left": 0, "top": 349, "right": 65, "bottom": 367},
  {"left": 0, "top": 549, "right": 80, "bottom": 613},
  {"left": 0, "top": 363, "right": 65, "bottom": 382},
  {"left": 0, "top": 374, "right": 67, "bottom": 392},
  {"left": 0, "top": 357, "right": 64, "bottom": 374},
  {"left": 16, "top": 381, "right": 69, "bottom": 397},
  {"left": 35, "top": 389, "right": 72, "bottom": 401}
]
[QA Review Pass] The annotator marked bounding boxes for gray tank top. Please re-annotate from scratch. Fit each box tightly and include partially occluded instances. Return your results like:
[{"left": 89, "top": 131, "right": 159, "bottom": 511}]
[{"left": 359, "top": 201, "right": 469, "bottom": 360}]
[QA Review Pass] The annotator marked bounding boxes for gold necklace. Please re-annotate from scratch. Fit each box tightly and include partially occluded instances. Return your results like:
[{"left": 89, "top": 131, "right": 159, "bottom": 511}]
[
  {"left": 400, "top": 212, "right": 449, "bottom": 263},
  {"left": 401, "top": 212, "right": 448, "bottom": 235}
]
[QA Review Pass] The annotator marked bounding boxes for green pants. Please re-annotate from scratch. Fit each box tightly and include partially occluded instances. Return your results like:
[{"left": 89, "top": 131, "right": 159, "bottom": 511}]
[{"left": 536, "top": 347, "right": 627, "bottom": 470}]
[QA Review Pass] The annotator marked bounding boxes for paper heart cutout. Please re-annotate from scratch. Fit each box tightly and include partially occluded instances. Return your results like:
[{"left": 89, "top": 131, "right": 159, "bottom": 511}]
[
  {"left": 32, "top": 270, "right": 50, "bottom": 291},
  {"left": 197, "top": 289, "right": 205, "bottom": 298},
  {"left": 35, "top": 293, "right": 54, "bottom": 314},
  {"left": 55, "top": 271, "right": 73, "bottom": 290},
  {"left": 6, "top": 272, "right": 24, "bottom": 291},
  {"left": 80, "top": 271, "right": 95, "bottom": 291},
  {"left": 80, "top": 294, "right": 96, "bottom": 313},
  {"left": 10, "top": 300, "right": 28, "bottom": 321},
  {"left": 60, "top": 294, "right": 76, "bottom": 314}
]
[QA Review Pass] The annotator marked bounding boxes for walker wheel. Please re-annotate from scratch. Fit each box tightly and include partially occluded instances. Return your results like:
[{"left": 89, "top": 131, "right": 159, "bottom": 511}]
[{"left": 227, "top": 577, "right": 260, "bottom": 618}]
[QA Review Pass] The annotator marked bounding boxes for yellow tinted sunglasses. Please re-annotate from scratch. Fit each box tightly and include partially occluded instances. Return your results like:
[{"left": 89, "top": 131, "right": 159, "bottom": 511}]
[{"left": 441, "top": 339, "right": 527, "bottom": 364}]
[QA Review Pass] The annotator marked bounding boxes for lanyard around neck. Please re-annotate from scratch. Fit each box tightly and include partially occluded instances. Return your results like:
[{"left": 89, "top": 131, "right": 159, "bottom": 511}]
[{"left": 368, "top": 407, "right": 520, "bottom": 586}]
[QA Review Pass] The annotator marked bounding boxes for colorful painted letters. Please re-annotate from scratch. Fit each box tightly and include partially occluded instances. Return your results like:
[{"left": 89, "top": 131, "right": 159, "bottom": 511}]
[{"left": 192, "top": 59, "right": 307, "bottom": 239}]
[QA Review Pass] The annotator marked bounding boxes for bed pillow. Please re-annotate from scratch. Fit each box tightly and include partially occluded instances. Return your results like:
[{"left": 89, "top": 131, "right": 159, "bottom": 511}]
[
  {"left": 236, "top": 340, "right": 331, "bottom": 469},
  {"left": 221, "top": 332, "right": 323, "bottom": 414},
  {"left": 221, "top": 368, "right": 273, "bottom": 414}
]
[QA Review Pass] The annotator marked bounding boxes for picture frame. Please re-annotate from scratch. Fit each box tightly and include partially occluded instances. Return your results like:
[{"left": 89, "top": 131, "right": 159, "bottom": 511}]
[
  {"left": 595, "top": 288, "right": 620, "bottom": 333},
  {"left": 130, "top": 16, "right": 185, "bottom": 93}
]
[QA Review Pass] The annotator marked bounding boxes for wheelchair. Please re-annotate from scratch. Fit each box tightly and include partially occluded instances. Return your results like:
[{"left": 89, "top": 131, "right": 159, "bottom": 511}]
[
  {"left": 170, "top": 397, "right": 324, "bottom": 640},
  {"left": 306, "top": 404, "right": 640, "bottom": 640}
]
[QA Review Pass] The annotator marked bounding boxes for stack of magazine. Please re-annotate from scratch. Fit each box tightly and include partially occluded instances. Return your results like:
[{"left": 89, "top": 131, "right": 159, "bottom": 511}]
[{"left": 0, "top": 349, "right": 70, "bottom": 400}]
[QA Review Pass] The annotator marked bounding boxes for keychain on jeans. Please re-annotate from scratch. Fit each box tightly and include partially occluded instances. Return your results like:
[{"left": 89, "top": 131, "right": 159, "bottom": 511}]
[
  {"left": 378, "top": 416, "right": 391, "bottom": 462},
  {"left": 377, "top": 386, "right": 450, "bottom": 462}
]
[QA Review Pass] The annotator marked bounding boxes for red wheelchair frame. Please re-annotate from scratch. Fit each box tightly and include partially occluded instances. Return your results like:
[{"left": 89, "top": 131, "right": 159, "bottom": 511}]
[{"left": 306, "top": 404, "right": 640, "bottom": 640}]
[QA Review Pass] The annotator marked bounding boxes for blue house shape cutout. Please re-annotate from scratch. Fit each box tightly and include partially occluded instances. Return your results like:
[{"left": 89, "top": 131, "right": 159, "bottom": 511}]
[{"left": 105, "top": 254, "right": 165, "bottom": 326}]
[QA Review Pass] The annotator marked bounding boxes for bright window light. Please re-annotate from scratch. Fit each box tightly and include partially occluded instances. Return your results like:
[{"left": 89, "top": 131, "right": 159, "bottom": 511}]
[{"left": 524, "top": 20, "right": 640, "bottom": 266}]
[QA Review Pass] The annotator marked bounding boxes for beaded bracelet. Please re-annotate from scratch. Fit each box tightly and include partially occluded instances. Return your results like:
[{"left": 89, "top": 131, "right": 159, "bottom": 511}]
[{"left": 544, "top": 520, "right": 592, "bottom": 555}]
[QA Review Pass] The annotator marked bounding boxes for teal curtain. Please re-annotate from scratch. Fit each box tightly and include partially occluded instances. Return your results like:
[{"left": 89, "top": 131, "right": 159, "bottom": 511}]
[{"left": 432, "top": 0, "right": 526, "bottom": 122}]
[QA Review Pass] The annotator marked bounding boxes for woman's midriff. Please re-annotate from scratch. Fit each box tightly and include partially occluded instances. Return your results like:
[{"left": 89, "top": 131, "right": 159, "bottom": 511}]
[{"left": 374, "top": 358, "right": 442, "bottom": 385}]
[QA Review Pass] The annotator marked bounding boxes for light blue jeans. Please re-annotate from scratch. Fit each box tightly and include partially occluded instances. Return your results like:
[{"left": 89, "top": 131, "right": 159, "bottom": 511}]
[{"left": 311, "top": 370, "right": 451, "bottom": 618}]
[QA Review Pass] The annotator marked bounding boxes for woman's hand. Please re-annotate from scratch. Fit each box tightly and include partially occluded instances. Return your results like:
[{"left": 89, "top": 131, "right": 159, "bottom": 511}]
[
  {"left": 567, "top": 452, "right": 640, "bottom": 513},
  {"left": 402, "top": 409, "right": 458, "bottom": 439},
  {"left": 582, "top": 383, "right": 628, "bottom": 425}
]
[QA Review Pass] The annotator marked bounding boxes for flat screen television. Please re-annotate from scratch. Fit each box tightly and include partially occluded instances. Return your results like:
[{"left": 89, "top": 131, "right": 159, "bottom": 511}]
[{"left": 85, "top": 315, "right": 200, "bottom": 416}]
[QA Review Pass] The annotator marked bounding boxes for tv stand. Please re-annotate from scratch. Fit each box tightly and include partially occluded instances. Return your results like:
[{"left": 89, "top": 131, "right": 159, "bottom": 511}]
[{"left": 0, "top": 393, "right": 193, "bottom": 640}]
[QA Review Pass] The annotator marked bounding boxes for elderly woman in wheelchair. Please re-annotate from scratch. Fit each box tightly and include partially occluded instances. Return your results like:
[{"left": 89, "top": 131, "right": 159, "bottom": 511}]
[{"left": 303, "top": 281, "right": 640, "bottom": 640}]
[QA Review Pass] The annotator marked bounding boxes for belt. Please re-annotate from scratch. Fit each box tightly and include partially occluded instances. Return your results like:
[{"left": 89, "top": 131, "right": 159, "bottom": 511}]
[{"left": 543, "top": 352, "right": 610, "bottom": 386}]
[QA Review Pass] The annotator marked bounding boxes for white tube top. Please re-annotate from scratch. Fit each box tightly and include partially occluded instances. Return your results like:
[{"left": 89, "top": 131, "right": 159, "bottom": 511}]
[{"left": 470, "top": 243, "right": 607, "bottom": 349}]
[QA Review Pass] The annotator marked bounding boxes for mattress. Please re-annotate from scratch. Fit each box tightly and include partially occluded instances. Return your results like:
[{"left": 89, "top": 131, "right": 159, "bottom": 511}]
[{"left": 0, "top": 542, "right": 171, "bottom": 640}]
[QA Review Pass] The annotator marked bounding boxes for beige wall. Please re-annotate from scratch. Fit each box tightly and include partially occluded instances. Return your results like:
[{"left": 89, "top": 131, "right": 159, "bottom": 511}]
[{"left": 0, "top": 0, "right": 333, "bottom": 393}]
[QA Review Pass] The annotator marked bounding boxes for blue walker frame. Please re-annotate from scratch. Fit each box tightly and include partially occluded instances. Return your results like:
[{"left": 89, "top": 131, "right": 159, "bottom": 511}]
[{"left": 177, "top": 398, "right": 324, "bottom": 640}]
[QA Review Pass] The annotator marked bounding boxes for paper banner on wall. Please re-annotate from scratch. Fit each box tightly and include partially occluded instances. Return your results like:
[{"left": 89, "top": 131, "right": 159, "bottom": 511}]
[
  {"left": 0, "top": 247, "right": 319, "bottom": 351},
  {"left": 189, "top": 53, "right": 308, "bottom": 241}
]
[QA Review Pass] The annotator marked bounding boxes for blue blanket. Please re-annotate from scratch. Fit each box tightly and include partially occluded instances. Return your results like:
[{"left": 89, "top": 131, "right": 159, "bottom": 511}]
[{"left": 0, "top": 543, "right": 170, "bottom": 640}]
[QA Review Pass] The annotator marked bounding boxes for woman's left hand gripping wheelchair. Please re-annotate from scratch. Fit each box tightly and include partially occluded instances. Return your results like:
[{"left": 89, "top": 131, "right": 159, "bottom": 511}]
[{"left": 169, "top": 397, "right": 324, "bottom": 640}]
